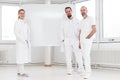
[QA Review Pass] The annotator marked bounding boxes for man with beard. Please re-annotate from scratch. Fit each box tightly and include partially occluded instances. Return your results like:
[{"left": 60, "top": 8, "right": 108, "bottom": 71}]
[
  {"left": 79, "top": 6, "right": 96, "bottom": 79},
  {"left": 61, "top": 7, "right": 82, "bottom": 75}
]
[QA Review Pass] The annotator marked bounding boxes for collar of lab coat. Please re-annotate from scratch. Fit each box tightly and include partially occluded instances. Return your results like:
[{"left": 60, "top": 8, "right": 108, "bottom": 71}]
[
  {"left": 66, "top": 17, "right": 74, "bottom": 21},
  {"left": 18, "top": 19, "right": 24, "bottom": 22}
]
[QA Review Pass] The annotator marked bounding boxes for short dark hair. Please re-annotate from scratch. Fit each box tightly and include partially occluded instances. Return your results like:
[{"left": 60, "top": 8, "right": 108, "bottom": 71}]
[
  {"left": 65, "top": 7, "right": 72, "bottom": 11},
  {"left": 18, "top": 9, "right": 25, "bottom": 14}
]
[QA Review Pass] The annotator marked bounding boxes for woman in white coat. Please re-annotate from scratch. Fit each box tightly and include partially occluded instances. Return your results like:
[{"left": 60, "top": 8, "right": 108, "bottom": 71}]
[{"left": 14, "top": 9, "right": 31, "bottom": 77}]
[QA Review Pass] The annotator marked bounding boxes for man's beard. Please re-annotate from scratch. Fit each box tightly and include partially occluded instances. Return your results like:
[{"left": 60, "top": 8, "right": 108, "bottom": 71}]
[
  {"left": 82, "top": 13, "right": 86, "bottom": 17},
  {"left": 67, "top": 15, "right": 72, "bottom": 19}
]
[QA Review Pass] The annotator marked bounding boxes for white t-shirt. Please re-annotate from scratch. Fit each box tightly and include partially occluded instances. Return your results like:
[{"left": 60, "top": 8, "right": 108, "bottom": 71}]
[
  {"left": 80, "top": 16, "right": 95, "bottom": 40},
  {"left": 61, "top": 18, "right": 80, "bottom": 41}
]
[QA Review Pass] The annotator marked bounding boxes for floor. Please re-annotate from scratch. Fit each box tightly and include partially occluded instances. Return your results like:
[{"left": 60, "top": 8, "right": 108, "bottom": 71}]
[{"left": 0, "top": 65, "right": 120, "bottom": 80}]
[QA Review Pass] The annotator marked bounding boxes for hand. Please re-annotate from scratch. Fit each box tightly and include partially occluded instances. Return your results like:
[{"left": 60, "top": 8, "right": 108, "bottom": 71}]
[
  {"left": 25, "top": 40, "right": 28, "bottom": 44},
  {"left": 62, "top": 40, "right": 64, "bottom": 42},
  {"left": 86, "top": 36, "right": 90, "bottom": 39},
  {"left": 78, "top": 43, "right": 81, "bottom": 49}
]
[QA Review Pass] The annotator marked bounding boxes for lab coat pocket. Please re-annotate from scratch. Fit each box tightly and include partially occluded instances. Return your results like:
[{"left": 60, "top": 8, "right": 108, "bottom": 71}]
[{"left": 85, "top": 38, "right": 92, "bottom": 44}]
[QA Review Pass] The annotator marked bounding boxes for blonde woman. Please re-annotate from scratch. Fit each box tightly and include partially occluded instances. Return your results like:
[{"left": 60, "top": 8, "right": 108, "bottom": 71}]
[{"left": 14, "top": 9, "right": 31, "bottom": 77}]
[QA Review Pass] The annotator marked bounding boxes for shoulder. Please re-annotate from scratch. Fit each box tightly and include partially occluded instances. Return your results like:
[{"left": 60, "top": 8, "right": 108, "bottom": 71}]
[
  {"left": 14, "top": 19, "right": 20, "bottom": 26},
  {"left": 73, "top": 18, "right": 80, "bottom": 24},
  {"left": 15, "top": 19, "right": 19, "bottom": 23},
  {"left": 24, "top": 19, "right": 29, "bottom": 24},
  {"left": 87, "top": 16, "right": 94, "bottom": 20},
  {"left": 73, "top": 18, "right": 79, "bottom": 21},
  {"left": 88, "top": 16, "right": 96, "bottom": 25},
  {"left": 61, "top": 19, "right": 68, "bottom": 25}
]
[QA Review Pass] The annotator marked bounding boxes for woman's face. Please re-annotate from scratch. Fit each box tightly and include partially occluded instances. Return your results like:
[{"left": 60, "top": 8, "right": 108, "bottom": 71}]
[{"left": 18, "top": 11, "right": 25, "bottom": 20}]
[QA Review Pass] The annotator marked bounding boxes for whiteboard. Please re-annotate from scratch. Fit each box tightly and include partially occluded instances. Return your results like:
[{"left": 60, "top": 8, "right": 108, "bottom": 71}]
[{"left": 22, "top": 4, "right": 75, "bottom": 46}]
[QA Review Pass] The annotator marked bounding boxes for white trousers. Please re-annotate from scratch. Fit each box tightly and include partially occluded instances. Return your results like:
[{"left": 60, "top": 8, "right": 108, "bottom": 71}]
[
  {"left": 80, "top": 39, "right": 92, "bottom": 73},
  {"left": 17, "top": 64, "right": 25, "bottom": 74},
  {"left": 64, "top": 40, "right": 83, "bottom": 73}
]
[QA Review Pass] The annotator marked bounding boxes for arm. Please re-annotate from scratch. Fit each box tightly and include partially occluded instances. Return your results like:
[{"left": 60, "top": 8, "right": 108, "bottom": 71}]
[
  {"left": 77, "top": 20, "right": 81, "bottom": 49},
  {"left": 86, "top": 25, "right": 96, "bottom": 39},
  {"left": 27, "top": 24, "right": 31, "bottom": 42},
  {"left": 61, "top": 22, "right": 65, "bottom": 42},
  {"left": 78, "top": 29, "right": 81, "bottom": 42},
  {"left": 14, "top": 22, "right": 26, "bottom": 43},
  {"left": 78, "top": 30, "right": 81, "bottom": 49},
  {"left": 26, "top": 20, "right": 31, "bottom": 42},
  {"left": 61, "top": 28, "right": 64, "bottom": 42}
]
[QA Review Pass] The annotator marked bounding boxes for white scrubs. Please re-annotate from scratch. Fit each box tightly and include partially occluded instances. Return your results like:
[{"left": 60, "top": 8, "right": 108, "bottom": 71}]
[
  {"left": 61, "top": 18, "right": 82, "bottom": 74},
  {"left": 80, "top": 16, "right": 95, "bottom": 74},
  {"left": 14, "top": 19, "right": 31, "bottom": 74}
]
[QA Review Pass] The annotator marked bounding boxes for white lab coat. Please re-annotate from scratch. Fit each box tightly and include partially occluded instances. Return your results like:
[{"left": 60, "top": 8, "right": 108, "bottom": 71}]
[
  {"left": 61, "top": 18, "right": 82, "bottom": 73},
  {"left": 14, "top": 19, "right": 31, "bottom": 64}
]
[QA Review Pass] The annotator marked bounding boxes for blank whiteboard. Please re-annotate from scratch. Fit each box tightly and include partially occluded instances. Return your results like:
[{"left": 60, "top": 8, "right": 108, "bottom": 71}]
[{"left": 22, "top": 4, "right": 75, "bottom": 46}]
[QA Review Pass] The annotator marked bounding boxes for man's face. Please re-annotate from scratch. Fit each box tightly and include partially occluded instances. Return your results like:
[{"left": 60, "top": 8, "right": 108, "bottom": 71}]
[
  {"left": 65, "top": 8, "right": 72, "bottom": 19},
  {"left": 81, "top": 7, "right": 87, "bottom": 17}
]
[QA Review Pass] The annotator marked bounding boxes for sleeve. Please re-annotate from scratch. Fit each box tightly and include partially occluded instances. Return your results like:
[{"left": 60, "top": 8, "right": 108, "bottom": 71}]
[
  {"left": 75, "top": 19, "right": 81, "bottom": 34},
  {"left": 25, "top": 19, "right": 30, "bottom": 41},
  {"left": 90, "top": 17, "right": 96, "bottom": 39},
  {"left": 26, "top": 20, "right": 31, "bottom": 42},
  {"left": 76, "top": 19, "right": 81, "bottom": 32},
  {"left": 27, "top": 25, "right": 31, "bottom": 49},
  {"left": 91, "top": 17, "right": 96, "bottom": 26},
  {"left": 60, "top": 21, "right": 65, "bottom": 41},
  {"left": 27, "top": 20, "right": 31, "bottom": 42},
  {"left": 14, "top": 21, "right": 25, "bottom": 42},
  {"left": 73, "top": 19, "right": 81, "bottom": 40}
]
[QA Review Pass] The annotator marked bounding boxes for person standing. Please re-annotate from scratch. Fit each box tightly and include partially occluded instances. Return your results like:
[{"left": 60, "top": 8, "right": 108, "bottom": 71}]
[
  {"left": 79, "top": 6, "right": 96, "bottom": 79},
  {"left": 61, "top": 7, "right": 82, "bottom": 75},
  {"left": 14, "top": 9, "right": 31, "bottom": 77}
]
